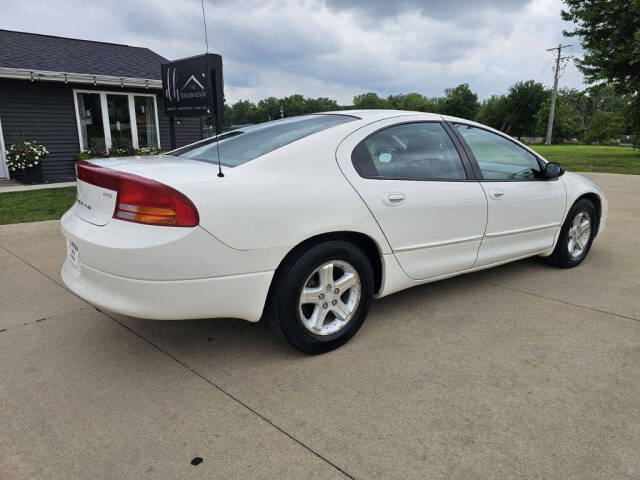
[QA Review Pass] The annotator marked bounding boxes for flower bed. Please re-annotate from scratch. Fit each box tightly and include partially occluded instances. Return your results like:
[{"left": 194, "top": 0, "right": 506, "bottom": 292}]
[{"left": 76, "top": 147, "right": 163, "bottom": 161}]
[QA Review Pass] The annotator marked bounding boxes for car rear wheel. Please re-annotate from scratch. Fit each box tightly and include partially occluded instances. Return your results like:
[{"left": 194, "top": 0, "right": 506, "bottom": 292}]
[
  {"left": 545, "top": 198, "right": 597, "bottom": 268},
  {"left": 268, "top": 240, "right": 374, "bottom": 354}
]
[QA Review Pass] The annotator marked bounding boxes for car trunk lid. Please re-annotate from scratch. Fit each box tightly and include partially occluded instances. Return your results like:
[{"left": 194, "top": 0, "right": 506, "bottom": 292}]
[
  {"left": 73, "top": 155, "right": 211, "bottom": 226},
  {"left": 74, "top": 178, "right": 118, "bottom": 226}
]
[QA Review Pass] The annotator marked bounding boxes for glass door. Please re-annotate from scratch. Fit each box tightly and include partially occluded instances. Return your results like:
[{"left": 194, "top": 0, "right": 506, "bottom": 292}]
[
  {"left": 106, "top": 94, "right": 133, "bottom": 149},
  {"left": 134, "top": 96, "right": 159, "bottom": 148},
  {"left": 76, "top": 92, "right": 106, "bottom": 150}
]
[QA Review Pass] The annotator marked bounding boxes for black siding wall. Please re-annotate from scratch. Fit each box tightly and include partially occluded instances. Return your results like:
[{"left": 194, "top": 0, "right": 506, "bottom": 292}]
[
  {"left": 0, "top": 78, "right": 201, "bottom": 182},
  {"left": 0, "top": 79, "right": 78, "bottom": 180}
]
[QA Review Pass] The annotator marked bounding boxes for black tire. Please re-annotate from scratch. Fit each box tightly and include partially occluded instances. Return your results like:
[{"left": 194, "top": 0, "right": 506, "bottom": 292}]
[
  {"left": 268, "top": 240, "right": 374, "bottom": 354},
  {"left": 545, "top": 198, "right": 597, "bottom": 268}
]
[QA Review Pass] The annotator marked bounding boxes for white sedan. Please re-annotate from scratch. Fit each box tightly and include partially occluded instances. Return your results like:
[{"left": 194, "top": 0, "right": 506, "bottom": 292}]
[{"left": 61, "top": 110, "right": 607, "bottom": 353}]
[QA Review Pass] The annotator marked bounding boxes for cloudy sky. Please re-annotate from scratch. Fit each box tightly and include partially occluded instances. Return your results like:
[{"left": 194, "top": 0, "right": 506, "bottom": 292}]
[{"left": 0, "top": 0, "right": 584, "bottom": 104}]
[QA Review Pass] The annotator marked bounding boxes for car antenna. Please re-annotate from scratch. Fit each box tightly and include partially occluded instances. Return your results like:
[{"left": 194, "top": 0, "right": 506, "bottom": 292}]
[
  {"left": 201, "top": 0, "right": 224, "bottom": 178},
  {"left": 215, "top": 130, "right": 224, "bottom": 178},
  {"left": 211, "top": 80, "right": 224, "bottom": 177}
]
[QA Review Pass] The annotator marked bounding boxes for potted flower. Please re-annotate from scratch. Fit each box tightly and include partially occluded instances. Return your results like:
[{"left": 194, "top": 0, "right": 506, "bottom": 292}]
[{"left": 5, "top": 139, "right": 48, "bottom": 184}]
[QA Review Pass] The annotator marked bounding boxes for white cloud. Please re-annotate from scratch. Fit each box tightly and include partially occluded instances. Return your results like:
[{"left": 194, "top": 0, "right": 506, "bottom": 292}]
[{"left": 0, "top": 0, "right": 585, "bottom": 104}]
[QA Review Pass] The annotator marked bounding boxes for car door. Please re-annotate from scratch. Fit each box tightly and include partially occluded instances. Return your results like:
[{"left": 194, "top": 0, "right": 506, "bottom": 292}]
[
  {"left": 336, "top": 117, "right": 487, "bottom": 280},
  {"left": 451, "top": 122, "right": 566, "bottom": 266}
]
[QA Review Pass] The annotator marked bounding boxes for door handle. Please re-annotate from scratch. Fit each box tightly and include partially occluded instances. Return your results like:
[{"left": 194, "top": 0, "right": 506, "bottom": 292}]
[
  {"left": 381, "top": 192, "right": 406, "bottom": 206},
  {"left": 488, "top": 188, "right": 505, "bottom": 200}
]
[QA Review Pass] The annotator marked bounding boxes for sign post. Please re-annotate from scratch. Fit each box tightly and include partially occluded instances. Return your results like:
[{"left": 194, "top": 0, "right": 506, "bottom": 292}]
[{"left": 161, "top": 53, "right": 224, "bottom": 148}]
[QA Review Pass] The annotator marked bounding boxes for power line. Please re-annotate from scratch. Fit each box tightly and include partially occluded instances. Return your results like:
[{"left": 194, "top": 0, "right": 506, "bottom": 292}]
[
  {"left": 557, "top": 55, "right": 572, "bottom": 81},
  {"left": 500, "top": 55, "right": 554, "bottom": 133}
]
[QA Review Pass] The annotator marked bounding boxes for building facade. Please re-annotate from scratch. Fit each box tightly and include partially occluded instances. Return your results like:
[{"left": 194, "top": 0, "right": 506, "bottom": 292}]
[{"left": 0, "top": 30, "right": 202, "bottom": 182}]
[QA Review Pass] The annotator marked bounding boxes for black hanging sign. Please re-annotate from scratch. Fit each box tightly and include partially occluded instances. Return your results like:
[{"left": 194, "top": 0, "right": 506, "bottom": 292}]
[{"left": 161, "top": 53, "right": 224, "bottom": 133}]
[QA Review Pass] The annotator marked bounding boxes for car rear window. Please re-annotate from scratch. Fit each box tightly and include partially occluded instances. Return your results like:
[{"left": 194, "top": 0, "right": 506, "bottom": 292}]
[{"left": 170, "top": 114, "right": 357, "bottom": 167}]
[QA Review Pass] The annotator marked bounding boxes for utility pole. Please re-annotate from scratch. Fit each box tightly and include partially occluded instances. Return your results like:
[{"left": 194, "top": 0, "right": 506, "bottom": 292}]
[{"left": 545, "top": 43, "right": 572, "bottom": 145}]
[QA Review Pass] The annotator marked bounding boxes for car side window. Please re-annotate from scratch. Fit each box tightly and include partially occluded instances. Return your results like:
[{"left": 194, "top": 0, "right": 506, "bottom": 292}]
[
  {"left": 352, "top": 122, "right": 467, "bottom": 180},
  {"left": 454, "top": 124, "right": 542, "bottom": 180}
]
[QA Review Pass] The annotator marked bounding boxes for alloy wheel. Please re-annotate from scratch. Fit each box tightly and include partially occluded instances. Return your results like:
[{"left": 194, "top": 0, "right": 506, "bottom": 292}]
[
  {"left": 567, "top": 211, "right": 592, "bottom": 258},
  {"left": 298, "top": 260, "right": 361, "bottom": 335}
]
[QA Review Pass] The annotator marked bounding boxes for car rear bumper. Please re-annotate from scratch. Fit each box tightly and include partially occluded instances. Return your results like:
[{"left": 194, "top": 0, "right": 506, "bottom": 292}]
[
  {"left": 60, "top": 208, "right": 281, "bottom": 321},
  {"left": 61, "top": 258, "right": 273, "bottom": 321}
]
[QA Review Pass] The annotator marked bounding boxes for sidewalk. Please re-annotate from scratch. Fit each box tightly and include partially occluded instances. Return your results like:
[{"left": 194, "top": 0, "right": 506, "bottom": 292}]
[{"left": 0, "top": 179, "right": 76, "bottom": 193}]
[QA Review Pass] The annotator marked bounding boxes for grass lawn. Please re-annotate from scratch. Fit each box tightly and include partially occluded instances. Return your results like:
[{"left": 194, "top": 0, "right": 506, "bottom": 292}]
[
  {"left": 530, "top": 145, "right": 640, "bottom": 175},
  {"left": 0, "top": 187, "right": 77, "bottom": 225}
]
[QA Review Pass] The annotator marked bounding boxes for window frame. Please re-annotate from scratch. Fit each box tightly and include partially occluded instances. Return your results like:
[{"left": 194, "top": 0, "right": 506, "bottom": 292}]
[
  {"left": 350, "top": 120, "right": 476, "bottom": 182},
  {"left": 73, "top": 89, "right": 161, "bottom": 151},
  {"left": 0, "top": 115, "right": 8, "bottom": 179},
  {"left": 448, "top": 121, "right": 552, "bottom": 182}
]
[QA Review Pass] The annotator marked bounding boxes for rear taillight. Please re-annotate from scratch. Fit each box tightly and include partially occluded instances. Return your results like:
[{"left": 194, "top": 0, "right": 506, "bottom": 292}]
[{"left": 76, "top": 161, "right": 199, "bottom": 227}]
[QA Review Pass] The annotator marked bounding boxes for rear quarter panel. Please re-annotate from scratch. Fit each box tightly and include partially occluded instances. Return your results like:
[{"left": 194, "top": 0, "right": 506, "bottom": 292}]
[{"left": 166, "top": 123, "right": 393, "bottom": 254}]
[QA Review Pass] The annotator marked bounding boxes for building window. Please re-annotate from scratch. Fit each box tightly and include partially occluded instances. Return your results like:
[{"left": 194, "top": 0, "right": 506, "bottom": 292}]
[
  {"left": 74, "top": 90, "right": 160, "bottom": 151},
  {"left": 134, "top": 96, "right": 159, "bottom": 148},
  {"left": 76, "top": 92, "right": 106, "bottom": 150}
]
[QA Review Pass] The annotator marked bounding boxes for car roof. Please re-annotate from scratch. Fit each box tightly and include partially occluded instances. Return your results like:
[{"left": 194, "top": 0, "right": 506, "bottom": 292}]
[{"left": 322, "top": 109, "right": 442, "bottom": 121}]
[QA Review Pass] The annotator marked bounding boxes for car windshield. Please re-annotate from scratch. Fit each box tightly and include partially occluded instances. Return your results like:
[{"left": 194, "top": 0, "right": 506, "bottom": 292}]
[{"left": 170, "top": 114, "right": 356, "bottom": 167}]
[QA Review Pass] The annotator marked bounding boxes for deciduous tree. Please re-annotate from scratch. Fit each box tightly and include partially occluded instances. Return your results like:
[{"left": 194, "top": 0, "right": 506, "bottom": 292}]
[
  {"left": 562, "top": 0, "right": 640, "bottom": 138},
  {"left": 439, "top": 84, "right": 480, "bottom": 120},
  {"left": 584, "top": 111, "right": 624, "bottom": 144}
]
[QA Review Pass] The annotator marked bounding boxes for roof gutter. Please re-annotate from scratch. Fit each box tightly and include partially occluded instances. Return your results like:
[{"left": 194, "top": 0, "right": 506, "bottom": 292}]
[{"left": 0, "top": 67, "right": 162, "bottom": 89}]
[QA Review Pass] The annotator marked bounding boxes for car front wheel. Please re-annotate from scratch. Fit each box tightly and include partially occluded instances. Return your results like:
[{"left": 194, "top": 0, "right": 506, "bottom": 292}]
[
  {"left": 545, "top": 198, "right": 597, "bottom": 268},
  {"left": 268, "top": 240, "right": 374, "bottom": 354}
]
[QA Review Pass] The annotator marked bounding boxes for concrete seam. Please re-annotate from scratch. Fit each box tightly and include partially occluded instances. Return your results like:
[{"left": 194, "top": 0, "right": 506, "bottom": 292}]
[
  {"left": 482, "top": 280, "right": 639, "bottom": 323},
  {"left": 100, "top": 308, "right": 356, "bottom": 480},
  {"left": 0, "top": 243, "right": 356, "bottom": 480}
]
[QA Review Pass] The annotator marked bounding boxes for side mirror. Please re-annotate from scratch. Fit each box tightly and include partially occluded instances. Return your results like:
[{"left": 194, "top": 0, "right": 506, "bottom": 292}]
[{"left": 544, "top": 162, "right": 565, "bottom": 179}]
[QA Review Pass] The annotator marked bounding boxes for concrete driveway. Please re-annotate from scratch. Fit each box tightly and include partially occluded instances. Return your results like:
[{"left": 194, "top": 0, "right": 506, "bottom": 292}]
[{"left": 1, "top": 173, "right": 639, "bottom": 479}]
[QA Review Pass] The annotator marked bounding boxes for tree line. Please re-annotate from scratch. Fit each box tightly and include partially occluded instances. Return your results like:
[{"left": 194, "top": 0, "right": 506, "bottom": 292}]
[{"left": 222, "top": 81, "right": 632, "bottom": 145}]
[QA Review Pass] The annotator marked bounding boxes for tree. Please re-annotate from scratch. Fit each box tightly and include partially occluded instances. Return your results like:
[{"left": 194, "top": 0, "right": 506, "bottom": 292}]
[
  {"left": 280, "top": 94, "right": 307, "bottom": 117},
  {"left": 222, "top": 103, "right": 233, "bottom": 128},
  {"left": 306, "top": 97, "right": 339, "bottom": 113},
  {"left": 535, "top": 96, "right": 580, "bottom": 142},
  {"left": 584, "top": 111, "right": 624, "bottom": 144},
  {"left": 256, "top": 97, "right": 281, "bottom": 122},
  {"left": 384, "top": 93, "right": 439, "bottom": 112},
  {"left": 562, "top": 0, "right": 640, "bottom": 138},
  {"left": 475, "top": 81, "right": 549, "bottom": 137},
  {"left": 476, "top": 95, "right": 509, "bottom": 131},
  {"left": 228, "top": 100, "right": 258, "bottom": 125},
  {"left": 500, "top": 81, "right": 550, "bottom": 138},
  {"left": 439, "top": 84, "right": 480, "bottom": 120},
  {"left": 559, "top": 88, "right": 592, "bottom": 138},
  {"left": 353, "top": 92, "right": 388, "bottom": 109}
]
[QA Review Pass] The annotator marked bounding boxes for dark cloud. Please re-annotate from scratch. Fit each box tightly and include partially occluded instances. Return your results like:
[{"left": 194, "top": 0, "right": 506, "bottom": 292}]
[
  {"left": 323, "top": 0, "right": 532, "bottom": 20},
  {"left": 119, "top": 0, "right": 340, "bottom": 65}
]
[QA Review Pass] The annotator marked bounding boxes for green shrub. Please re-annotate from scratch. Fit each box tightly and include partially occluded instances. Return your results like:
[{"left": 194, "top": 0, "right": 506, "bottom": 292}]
[{"left": 584, "top": 111, "right": 624, "bottom": 144}]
